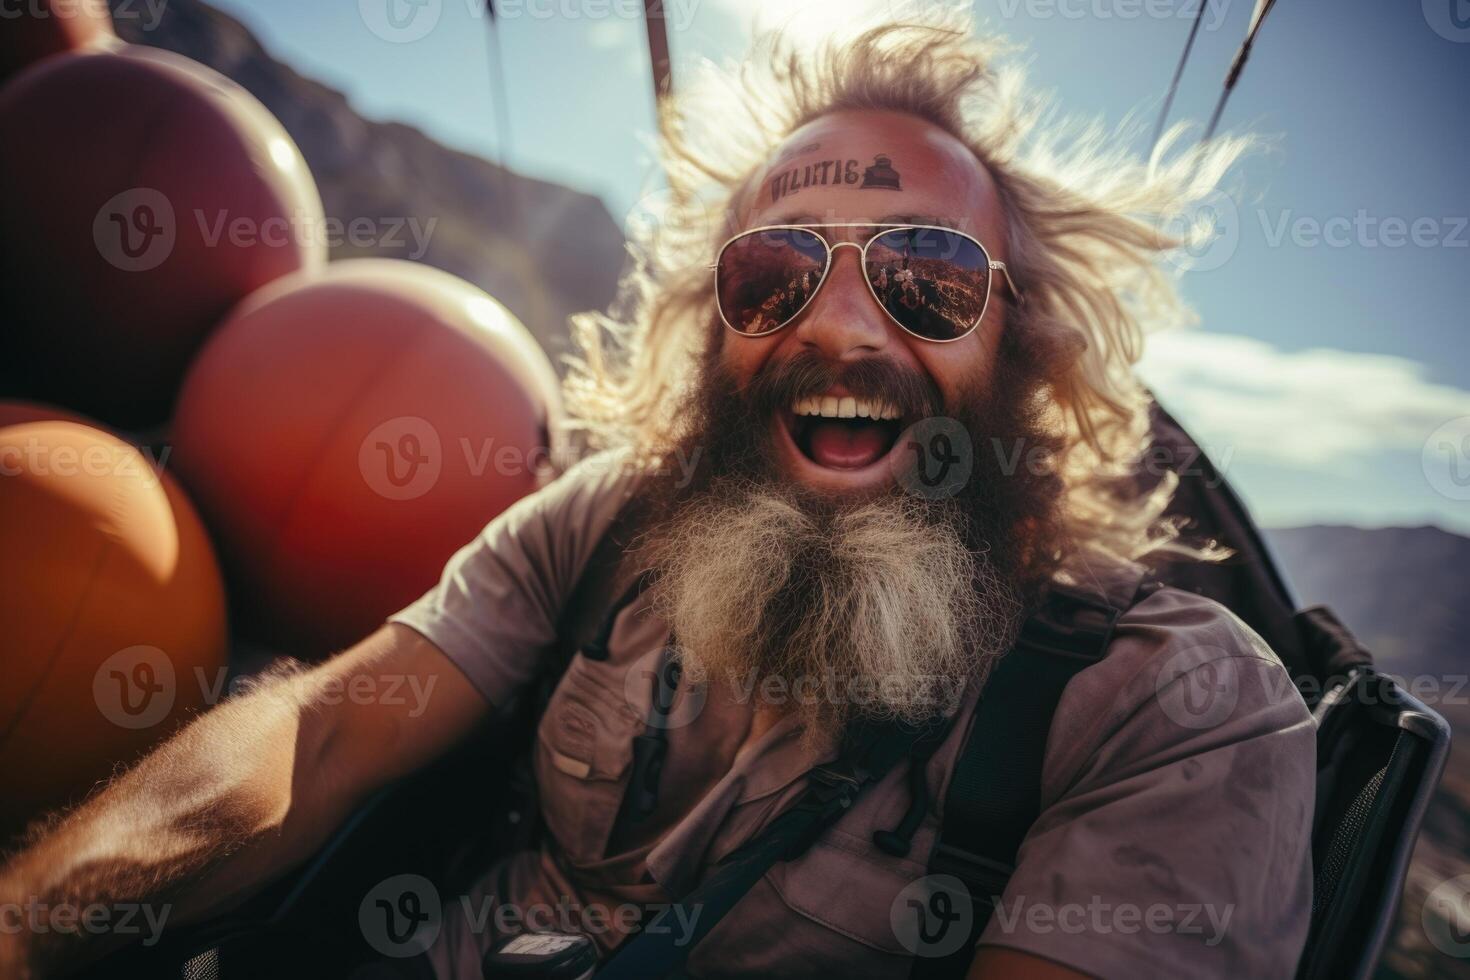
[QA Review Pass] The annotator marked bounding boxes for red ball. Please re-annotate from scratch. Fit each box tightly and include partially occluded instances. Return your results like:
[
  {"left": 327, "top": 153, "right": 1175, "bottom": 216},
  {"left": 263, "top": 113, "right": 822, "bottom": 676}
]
[
  {"left": 0, "top": 0, "right": 114, "bottom": 86},
  {"left": 0, "top": 44, "right": 325, "bottom": 428},
  {"left": 171, "top": 260, "right": 563, "bottom": 657}
]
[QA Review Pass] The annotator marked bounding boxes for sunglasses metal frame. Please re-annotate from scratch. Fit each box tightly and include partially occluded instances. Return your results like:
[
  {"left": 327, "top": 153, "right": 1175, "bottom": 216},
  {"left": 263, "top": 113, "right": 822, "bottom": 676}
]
[{"left": 711, "top": 222, "right": 1022, "bottom": 343}]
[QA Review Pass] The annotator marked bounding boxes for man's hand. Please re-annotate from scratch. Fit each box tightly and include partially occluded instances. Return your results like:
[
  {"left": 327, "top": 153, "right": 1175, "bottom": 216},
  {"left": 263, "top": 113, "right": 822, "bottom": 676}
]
[{"left": 0, "top": 624, "right": 487, "bottom": 977}]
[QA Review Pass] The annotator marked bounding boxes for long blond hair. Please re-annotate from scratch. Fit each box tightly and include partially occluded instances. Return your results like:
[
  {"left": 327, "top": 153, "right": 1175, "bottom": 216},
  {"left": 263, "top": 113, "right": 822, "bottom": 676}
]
[{"left": 563, "top": 6, "right": 1251, "bottom": 564}]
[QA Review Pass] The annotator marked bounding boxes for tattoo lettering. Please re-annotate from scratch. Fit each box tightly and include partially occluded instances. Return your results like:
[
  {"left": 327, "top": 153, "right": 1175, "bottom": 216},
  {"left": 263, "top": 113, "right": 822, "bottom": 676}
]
[{"left": 768, "top": 153, "right": 902, "bottom": 204}]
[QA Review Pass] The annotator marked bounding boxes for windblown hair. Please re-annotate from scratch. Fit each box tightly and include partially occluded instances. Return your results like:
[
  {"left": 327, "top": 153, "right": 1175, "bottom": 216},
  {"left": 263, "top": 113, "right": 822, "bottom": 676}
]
[{"left": 562, "top": 4, "right": 1251, "bottom": 564}]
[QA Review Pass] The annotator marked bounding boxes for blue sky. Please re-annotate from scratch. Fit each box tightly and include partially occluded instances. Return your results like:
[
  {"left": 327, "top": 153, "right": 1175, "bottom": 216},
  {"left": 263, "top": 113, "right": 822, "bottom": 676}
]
[{"left": 211, "top": 0, "right": 1470, "bottom": 532}]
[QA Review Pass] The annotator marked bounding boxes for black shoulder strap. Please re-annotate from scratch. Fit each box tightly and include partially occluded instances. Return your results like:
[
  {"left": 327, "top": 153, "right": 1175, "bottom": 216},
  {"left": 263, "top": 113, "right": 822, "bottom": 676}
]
[
  {"left": 915, "top": 575, "right": 1154, "bottom": 979},
  {"left": 597, "top": 718, "right": 937, "bottom": 980}
]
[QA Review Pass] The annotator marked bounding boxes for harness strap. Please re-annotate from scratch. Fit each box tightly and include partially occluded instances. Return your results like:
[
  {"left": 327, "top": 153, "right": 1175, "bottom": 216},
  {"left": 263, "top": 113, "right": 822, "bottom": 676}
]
[
  {"left": 597, "top": 718, "right": 943, "bottom": 980},
  {"left": 913, "top": 576, "right": 1154, "bottom": 979}
]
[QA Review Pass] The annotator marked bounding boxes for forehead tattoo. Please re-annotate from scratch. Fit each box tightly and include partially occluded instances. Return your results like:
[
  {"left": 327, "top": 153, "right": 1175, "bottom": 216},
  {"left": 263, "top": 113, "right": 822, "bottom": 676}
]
[{"left": 767, "top": 149, "right": 905, "bottom": 205}]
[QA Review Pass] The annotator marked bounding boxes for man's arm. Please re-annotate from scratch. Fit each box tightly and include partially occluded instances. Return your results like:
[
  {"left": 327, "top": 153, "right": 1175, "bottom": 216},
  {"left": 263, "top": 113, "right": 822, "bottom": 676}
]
[{"left": 0, "top": 623, "right": 489, "bottom": 978}]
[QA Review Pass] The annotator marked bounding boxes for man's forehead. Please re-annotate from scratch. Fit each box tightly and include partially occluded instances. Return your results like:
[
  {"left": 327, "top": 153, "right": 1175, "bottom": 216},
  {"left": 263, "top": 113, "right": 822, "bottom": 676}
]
[
  {"left": 743, "top": 110, "right": 1004, "bottom": 237},
  {"left": 758, "top": 210, "right": 968, "bottom": 227}
]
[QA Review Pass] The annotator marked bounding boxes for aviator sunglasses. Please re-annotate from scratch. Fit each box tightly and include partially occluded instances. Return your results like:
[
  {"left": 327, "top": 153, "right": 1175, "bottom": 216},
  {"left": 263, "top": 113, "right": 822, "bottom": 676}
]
[{"left": 713, "top": 223, "right": 1022, "bottom": 343}]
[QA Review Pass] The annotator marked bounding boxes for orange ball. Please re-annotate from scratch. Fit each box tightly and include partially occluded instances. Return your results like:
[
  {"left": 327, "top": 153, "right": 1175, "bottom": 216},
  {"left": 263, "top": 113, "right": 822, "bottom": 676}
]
[
  {"left": 0, "top": 43, "right": 325, "bottom": 428},
  {"left": 0, "top": 416, "right": 228, "bottom": 838},
  {"left": 171, "top": 260, "right": 563, "bottom": 657}
]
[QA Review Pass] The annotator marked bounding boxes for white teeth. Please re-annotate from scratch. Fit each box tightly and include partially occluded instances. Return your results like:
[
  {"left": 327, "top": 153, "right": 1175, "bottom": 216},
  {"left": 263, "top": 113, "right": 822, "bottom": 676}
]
[{"left": 790, "top": 395, "right": 903, "bottom": 420}]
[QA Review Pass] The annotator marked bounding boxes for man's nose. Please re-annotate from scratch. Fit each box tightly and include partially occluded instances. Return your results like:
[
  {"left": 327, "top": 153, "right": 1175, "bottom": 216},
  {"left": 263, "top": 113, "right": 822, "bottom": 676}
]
[{"left": 789, "top": 242, "right": 889, "bottom": 361}]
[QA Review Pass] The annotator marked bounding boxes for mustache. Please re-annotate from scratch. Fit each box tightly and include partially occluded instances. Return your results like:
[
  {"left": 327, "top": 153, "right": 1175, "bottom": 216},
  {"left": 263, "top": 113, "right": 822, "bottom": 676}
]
[{"left": 739, "top": 349, "right": 943, "bottom": 421}]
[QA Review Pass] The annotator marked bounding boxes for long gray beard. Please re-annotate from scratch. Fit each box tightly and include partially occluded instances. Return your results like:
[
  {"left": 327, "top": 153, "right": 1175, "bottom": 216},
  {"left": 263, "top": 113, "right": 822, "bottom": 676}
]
[{"left": 640, "top": 477, "right": 1023, "bottom": 741}]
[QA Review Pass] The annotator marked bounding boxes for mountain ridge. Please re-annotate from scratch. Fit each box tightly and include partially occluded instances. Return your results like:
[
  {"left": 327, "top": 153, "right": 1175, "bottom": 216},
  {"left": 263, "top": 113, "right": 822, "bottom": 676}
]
[{"left": 109, "top": 0, "right": 628, "bottom": 369}]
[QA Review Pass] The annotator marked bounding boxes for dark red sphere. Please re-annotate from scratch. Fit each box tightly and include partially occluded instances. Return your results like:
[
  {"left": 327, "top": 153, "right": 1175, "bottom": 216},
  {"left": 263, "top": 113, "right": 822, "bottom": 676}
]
[{"left": 0, "top": 44, "right": 325, "bottom": 427}]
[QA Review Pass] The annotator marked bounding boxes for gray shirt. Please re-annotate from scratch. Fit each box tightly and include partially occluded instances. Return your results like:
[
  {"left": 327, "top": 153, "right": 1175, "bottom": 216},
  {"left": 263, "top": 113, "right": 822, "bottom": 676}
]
[{"left": 389, "top": 448, "right": 1316, "bottom": 979}]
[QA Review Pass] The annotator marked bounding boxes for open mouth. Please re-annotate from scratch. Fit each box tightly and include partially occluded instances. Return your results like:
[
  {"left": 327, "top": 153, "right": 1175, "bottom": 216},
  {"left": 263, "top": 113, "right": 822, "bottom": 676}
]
[{"left": 779, "top": 394, "right": 906, "bottom": 471}]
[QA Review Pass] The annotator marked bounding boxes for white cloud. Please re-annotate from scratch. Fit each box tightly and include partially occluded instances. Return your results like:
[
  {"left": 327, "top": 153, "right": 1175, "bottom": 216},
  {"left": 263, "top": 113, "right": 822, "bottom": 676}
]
[{"left": 1136, "top": 331, "right": 1470, "bottom": 471}]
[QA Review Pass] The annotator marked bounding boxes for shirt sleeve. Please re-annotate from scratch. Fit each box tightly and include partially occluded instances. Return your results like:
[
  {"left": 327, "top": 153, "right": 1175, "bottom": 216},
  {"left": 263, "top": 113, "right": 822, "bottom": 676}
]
[
  {"left": 975, "top": 587, "right": 1317, "bottom": 979},
  {"left": 386, "top": 446, "right": 642, "bottom": 708}
]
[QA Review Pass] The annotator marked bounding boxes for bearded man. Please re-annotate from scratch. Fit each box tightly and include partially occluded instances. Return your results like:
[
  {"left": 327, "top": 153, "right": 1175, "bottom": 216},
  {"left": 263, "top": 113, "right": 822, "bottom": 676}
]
[{"left": 0, "top": 12, "right": 1314, "bottom": 980}]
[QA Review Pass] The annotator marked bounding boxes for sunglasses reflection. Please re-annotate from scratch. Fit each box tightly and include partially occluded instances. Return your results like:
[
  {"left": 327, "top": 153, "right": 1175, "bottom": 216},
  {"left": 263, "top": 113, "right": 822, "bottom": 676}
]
[{"left": 723, "top": 229, "right": 990, "bottom": 341}]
